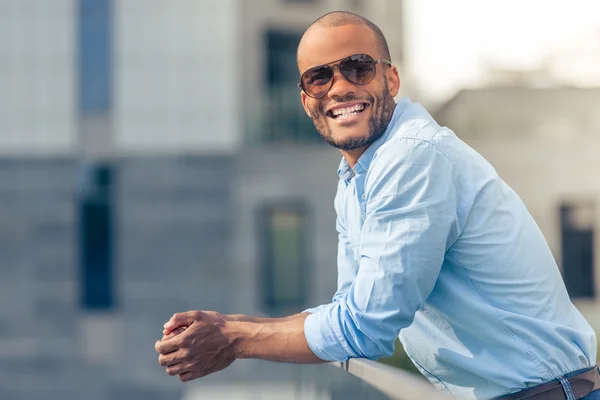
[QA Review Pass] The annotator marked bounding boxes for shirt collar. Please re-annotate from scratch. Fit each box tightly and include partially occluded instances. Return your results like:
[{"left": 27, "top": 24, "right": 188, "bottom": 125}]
[{"left": 337, "top": 97, "right": 412, "bottom": 181}]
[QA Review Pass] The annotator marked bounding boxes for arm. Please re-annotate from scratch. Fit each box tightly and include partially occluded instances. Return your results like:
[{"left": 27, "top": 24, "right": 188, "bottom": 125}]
[
  {"left": 156, "top": 141, "right": 462, "bottom": 377},
  {"left": 226, "top": 312, "right": 308, "bottom": 324},
  {"left": 217, "top": 186, "right": 358, "bottom": 364},
  {"left": 304, "top": 139, "right": 462, "bottom": 361},
  {"left": 226, "top": 314, "right": 325, "bottom": 363},
  {"left": 222, "top": 139, "right": 461, "bottom": 364}
]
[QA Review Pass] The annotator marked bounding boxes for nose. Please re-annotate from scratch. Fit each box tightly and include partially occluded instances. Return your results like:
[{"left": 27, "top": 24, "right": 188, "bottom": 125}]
[{"left": 326, "top": 65, "right": 357, "bottom": 98}]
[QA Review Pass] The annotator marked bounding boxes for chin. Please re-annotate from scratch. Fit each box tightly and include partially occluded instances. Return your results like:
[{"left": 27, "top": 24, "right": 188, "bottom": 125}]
[
  {"left": 334, "top": 132, "right": 368, "bottom": 145},
  {"left": 327, "top": 132, "right": 373, "bottom": 151}
]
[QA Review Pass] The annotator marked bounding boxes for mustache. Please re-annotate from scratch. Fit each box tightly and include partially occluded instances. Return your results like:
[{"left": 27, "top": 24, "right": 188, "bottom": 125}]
[{"left": 318, "top": 94, "right": 375, "bottom": 114}]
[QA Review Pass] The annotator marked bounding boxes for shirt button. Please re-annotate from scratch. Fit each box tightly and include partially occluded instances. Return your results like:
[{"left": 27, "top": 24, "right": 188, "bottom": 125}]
[{"left": 362, "top": 194, "right": 366, "bottom": 199}]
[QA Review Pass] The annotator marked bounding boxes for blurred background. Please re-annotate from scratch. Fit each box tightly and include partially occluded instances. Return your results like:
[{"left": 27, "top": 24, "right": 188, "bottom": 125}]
[{"left": 0, "top": 0, "right": 599, "bottom": 399}]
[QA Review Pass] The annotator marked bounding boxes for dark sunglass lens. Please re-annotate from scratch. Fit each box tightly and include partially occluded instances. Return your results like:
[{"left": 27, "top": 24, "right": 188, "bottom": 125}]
[
  {"left": 340, "top": 55, "right": 376, "bottom": 85},
  {"left": 302, "top": 66, "right": 333, "bottom": 97}
]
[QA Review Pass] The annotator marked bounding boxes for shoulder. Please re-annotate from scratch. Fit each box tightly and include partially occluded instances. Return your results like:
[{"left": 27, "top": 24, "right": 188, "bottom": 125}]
[{"left": 369, "top": 127, "right": 457, "bottom": 180}]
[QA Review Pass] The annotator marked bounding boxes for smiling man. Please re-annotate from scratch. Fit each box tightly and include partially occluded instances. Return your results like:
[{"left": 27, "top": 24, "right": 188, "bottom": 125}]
[{"left": 155, "top": 11, "right": 598, "bottom": 400}]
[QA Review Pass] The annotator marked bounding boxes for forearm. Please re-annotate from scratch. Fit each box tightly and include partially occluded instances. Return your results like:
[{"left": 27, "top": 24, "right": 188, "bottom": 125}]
[
  {"left": 225, "top": 313, "right": 325, "bottom": 363},
  {"left": 226, "top": 312, "right": 308, "bottom": 324}
]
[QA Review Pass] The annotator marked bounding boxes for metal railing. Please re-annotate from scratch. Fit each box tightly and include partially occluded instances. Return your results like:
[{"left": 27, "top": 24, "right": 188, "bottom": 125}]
[{"left": 331, "top": 359, "right": 453, "bottom": 400}]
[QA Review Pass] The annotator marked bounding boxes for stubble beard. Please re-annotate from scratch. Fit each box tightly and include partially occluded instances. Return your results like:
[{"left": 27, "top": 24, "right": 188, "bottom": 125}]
[{"left": 309, "top": 81, "right": 396, "bottom": 151}]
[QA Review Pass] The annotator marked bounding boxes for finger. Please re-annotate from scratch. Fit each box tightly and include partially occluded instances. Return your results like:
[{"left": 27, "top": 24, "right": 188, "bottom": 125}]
[
  {"left": 161, "top": 326, "right": 187, "bottom": 341},
  {"left": 158, "top": 353, "right": 178, "bottom": 367},
  {"left": 155, "top": 337, "right": 181, "bottom": 355},
  {"left": 164, "top": 311, "right": 197, "bottom": 332},
  {"left": 162, "top": 326, "right": 187, "bottom": 339},
  {"left": 166, "top": 362, "right": 188, "bottom": 376},
  {"left": 179, "top": 370, "right": 199, "bottom": 382}
]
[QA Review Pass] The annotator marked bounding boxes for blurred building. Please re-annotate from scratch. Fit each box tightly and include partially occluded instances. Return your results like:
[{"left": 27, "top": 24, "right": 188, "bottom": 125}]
[
  {"left": 0, "top": 0, "right": 406, "bottom": 398},
  {"left": 435, "top": 86, "right": 600, "bottom": 332}
]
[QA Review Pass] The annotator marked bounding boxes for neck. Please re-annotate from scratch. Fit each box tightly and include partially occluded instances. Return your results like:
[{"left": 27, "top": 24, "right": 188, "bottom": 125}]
[{"left": 341, "top": 145, "right": 370, "bottom": 169}]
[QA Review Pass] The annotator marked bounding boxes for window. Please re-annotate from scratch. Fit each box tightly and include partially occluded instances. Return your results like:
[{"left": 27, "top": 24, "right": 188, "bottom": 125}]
[
  {"left": 560, "top": 202, "right": 596, "bottom": 299},
  {"left": 259, "top": 202, "right": 308, "bottom": 315},
  {"left": 263, "top": 30, "right": 320, "bottom": 142},
  {"left": 79, "top": 164, "right": 115, "bottom": 310},
  {"left": 78, "top": 0, "right": 112, "bottom": 114}
]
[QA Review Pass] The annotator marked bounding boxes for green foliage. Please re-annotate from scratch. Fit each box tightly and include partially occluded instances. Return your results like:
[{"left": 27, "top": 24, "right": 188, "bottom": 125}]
[
  {"left": 379, "top": 340, "right": 600, "bottom": 378},
  {"left": 377, "top": 339, "right": 423, "bottom": 377}
]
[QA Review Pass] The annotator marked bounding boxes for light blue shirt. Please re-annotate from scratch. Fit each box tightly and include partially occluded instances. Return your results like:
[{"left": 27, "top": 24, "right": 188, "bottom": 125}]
[{"left": 303, "top": 97, "right": 597, "bottom": 400}]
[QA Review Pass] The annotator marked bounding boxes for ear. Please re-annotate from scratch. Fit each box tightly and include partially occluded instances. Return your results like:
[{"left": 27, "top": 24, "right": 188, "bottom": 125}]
[
  {"left": 386, "top": 65, "right": 401, "bottom": 97},
  {"left": 300, "top": 91, "right": 312, "bottom": 117}
]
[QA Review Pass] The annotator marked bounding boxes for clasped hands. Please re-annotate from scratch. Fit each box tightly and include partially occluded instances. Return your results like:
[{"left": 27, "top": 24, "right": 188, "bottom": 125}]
[{"left": 155, "top": 310, "right": 236, "bottom": 382}]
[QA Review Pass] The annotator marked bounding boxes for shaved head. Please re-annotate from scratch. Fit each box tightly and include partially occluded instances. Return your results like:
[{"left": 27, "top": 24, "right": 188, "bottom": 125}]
[{"left": 297, "top": 11, "right": 391, "bottom": 68}]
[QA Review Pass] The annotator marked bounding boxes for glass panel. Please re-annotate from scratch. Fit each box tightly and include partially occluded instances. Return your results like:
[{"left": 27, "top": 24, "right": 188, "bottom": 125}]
[
  {"left": 78, "top": 0, "right": 112, "bottom": 114},
  {"left": 271, "top": 211, "right": 303, "bottom": 303},
  {"left": 560, "top": 202, "right": 596, "bottom": 299},
  {"left": 261, "top": 203, "right": 307, "bottom": 314},
  {"left": 263, "top": 30, "right": 321, "bottom": 143},
  {"left": 79, "top": 164, "right": 115, "bottom": 310}
]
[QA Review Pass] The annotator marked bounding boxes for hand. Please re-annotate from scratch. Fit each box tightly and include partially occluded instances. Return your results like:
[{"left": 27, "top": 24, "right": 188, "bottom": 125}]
[
  {"left": 155, "top": 310, "right": 236, "bottom": 382},
  {"left": 161, "top": 326, "right": 187, "bottom": 341}
]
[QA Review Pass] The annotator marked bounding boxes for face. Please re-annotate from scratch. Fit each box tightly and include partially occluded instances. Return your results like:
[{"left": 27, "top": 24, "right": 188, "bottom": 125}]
[{"left": 297, "top": 24, "right": 400, "bottom": 152}]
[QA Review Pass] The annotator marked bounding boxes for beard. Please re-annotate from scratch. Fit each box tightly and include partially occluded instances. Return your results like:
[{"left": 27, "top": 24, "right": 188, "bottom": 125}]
[{"left": 308, "top": 80, "right": 396, "bottom": 151}]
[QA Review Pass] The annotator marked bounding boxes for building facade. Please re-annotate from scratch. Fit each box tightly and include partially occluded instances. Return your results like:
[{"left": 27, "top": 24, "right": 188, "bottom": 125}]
[{"left": 0, "top": 0, "right": 406, "bottom": 398}]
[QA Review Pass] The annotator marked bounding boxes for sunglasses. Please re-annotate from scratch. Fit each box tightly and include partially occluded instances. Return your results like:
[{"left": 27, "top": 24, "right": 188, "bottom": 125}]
[{"left": 298, "top": 54, "right": 391, "bottom": 99}]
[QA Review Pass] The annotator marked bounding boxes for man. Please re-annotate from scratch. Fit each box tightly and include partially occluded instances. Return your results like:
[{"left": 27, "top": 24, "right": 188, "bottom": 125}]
[{"left": 155, "top": 11, "right": 598, "bottom": 400}]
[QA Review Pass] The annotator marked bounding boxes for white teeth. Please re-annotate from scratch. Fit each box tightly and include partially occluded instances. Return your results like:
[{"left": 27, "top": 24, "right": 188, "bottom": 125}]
[
  {"left": 331, "top": 103, "right": 366, "bottom": 117},
  {"left": 336, "top": 111, "right": 360, "bottom": 120}
]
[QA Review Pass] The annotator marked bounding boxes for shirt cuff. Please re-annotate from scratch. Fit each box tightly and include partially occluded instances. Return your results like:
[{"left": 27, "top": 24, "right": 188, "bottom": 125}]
[{"left": 304, "top": 305, "right": 355, "bottom": 362}]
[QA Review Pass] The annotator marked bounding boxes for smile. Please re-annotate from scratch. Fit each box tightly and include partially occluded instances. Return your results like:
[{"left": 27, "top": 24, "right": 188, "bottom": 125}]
[{"left": 326, "top": 103, "right": 369, "bottom": 121}]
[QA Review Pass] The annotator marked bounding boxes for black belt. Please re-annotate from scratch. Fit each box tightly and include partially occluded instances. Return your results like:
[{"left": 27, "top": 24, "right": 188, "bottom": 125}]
[{"left": 499, "top": 366, "right": 600, "bottom": 400}]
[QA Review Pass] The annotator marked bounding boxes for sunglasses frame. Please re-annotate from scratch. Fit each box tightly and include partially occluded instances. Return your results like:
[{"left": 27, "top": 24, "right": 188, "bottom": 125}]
[{"left": 298, "top": 54, "right": 392, "bottom": 99}]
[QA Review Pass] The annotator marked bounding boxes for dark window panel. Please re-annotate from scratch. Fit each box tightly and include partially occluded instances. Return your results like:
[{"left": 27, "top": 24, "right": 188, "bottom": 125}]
[
  {"left": 259, "top": 202, "right": 309, "bottom": 315},
  {"left": 79, "top": 165, "right": 115, "bottom": 310},
  {"left": 560, "top": 203, "right": 596, "bottom": 299}
]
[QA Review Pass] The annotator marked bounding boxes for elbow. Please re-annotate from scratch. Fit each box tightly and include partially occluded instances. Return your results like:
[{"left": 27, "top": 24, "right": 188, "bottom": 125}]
[
  {"left": 359, "top": 337, "right": 395, "bottom": 360},
  {"left": 338, "top": 310, "right": 398, "bottom": 360}
]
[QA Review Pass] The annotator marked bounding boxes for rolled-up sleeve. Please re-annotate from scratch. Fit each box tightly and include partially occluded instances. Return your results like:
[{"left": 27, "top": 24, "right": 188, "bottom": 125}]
[{"left": 305, "top": 138, "right": 462, "bottom": 361}]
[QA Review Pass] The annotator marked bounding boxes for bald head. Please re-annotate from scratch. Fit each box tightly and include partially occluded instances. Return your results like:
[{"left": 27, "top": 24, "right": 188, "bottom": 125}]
[{"left": 297, "top": 11, "right": 391, "bottom": 69}]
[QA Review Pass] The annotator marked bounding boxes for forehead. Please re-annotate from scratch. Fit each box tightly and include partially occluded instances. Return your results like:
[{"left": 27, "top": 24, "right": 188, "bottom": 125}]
[{"left": 297, "top": 24, "right": 379, "bottom": 73}]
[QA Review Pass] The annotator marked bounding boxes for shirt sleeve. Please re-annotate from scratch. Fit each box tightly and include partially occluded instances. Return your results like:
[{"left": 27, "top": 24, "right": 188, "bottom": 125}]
[
  {"left": 304, "top": 138, "right": 462, "bottom": 361},
  {"left": 304, "top": 182, "right": 359, "bottom": 314}
]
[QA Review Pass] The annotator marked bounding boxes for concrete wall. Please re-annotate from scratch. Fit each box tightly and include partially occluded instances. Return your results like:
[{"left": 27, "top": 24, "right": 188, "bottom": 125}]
[
  {"left": 114, "top": 0, "right": 240, "bottom": 154},
  {"left": 0, "top": 0, "right": 76, "bottom": 156},
  {"left": 0, "top": 155, "right": 234, "bottom": 399}
]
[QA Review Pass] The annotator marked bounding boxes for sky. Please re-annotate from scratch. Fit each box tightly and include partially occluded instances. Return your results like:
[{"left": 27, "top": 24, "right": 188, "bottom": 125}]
[{"left": 404, "top": 0, "right": 600, "bottom": 103}]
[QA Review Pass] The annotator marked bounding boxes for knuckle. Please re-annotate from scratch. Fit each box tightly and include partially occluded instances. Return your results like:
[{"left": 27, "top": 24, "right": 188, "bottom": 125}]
[
  {"left": 166, "top": 367, "right": 178, "bottom": 376},
  {"left": 178, "top": 348, "right": 189, "bottom": 360}
]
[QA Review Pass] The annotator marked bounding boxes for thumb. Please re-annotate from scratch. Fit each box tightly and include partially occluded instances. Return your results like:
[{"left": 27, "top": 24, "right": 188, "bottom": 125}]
[{"left": 163, "top": 311, "right": 197, "bottom": 333}]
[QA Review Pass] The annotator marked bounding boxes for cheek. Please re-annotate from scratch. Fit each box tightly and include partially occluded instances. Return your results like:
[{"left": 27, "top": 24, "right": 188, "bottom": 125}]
[{"left": 308, "top": 103, "right": 325, "bottom": 119}]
